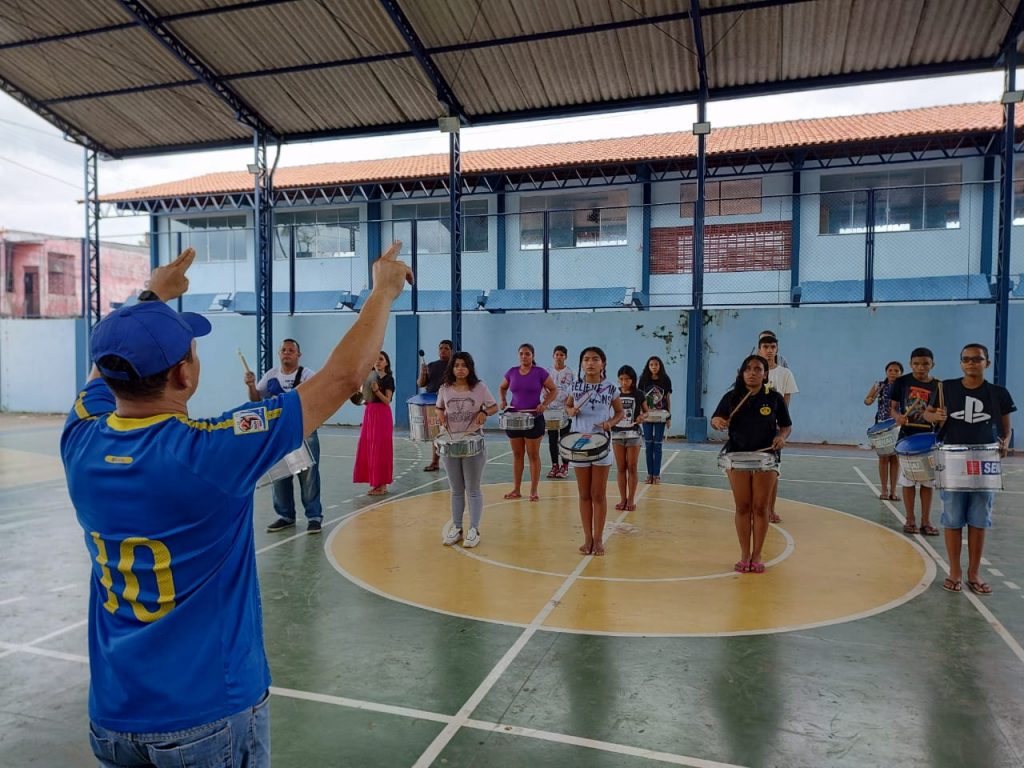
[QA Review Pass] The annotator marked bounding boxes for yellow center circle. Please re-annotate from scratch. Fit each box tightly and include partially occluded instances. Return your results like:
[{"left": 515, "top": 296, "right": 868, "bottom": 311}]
[{"left": 327, "top": 483, "right": 933, "bottom": 636}]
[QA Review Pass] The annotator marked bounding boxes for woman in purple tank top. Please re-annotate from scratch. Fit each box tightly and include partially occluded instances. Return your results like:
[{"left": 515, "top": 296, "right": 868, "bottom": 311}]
[{"left": 499, "top": 343, "right": 557, "bottom": 501}]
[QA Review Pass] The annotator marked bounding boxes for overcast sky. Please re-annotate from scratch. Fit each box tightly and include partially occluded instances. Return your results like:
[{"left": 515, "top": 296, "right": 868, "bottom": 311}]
[{"left": 0, "top": 70, "right": 1010, "bottom": 246}]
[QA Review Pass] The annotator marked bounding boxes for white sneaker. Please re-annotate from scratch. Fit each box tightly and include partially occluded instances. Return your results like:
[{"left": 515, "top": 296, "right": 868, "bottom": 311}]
[
  {"left": 442, "top": 521, "right": 463, "bottom": 546},
  {"left": 462, "top": 527, "right": 481, "bottom": 548}
]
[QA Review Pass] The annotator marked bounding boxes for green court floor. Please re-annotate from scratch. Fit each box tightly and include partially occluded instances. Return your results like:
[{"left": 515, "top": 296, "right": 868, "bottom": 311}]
[{"left": 2, "top": 414, "right": 1023, "bottom": 767}]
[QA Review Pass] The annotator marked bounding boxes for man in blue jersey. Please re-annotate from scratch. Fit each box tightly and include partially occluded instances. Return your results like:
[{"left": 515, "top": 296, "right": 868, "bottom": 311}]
[{"left": 61, "top": 242, "right": 411, "bottom": 767}]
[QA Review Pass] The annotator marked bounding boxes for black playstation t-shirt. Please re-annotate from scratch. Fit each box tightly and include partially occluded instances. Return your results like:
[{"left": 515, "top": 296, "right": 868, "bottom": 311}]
[
  {"left": 933, "top": 379, "right": 1015, "bottom": 444},
  {"left": 713, "top": 387, "right": 792, "bottom": 453}
]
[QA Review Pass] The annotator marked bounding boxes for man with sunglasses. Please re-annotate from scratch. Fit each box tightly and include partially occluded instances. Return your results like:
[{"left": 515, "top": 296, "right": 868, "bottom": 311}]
[{"left": 925, "top": 343, "right": 1015, "bottom": 596}]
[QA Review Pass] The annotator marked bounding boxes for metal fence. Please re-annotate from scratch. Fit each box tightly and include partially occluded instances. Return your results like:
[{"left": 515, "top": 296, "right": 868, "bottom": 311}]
[{"left": 144, "top": 178, "right": 1022, "bottom": 315}]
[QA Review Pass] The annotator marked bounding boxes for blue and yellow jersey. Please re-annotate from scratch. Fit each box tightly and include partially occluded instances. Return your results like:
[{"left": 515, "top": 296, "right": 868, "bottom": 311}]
[{"left": 60, "top": 378, "right": 303, "bottom": 732}]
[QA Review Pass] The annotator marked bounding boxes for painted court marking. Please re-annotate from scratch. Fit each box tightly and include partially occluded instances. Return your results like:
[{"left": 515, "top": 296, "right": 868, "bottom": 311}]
[{"left": 853, "top": 466, "right": 1024, "bottom": 667}]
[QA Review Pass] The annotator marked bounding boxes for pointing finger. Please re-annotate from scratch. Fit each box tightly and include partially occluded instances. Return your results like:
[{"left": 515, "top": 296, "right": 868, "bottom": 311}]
[{"left": 380, "top": 241, "right": 401, "bottom": 261}]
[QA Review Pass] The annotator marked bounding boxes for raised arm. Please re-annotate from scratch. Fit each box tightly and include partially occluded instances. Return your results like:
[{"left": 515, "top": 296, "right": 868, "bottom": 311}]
[{"left": 296, "top": 242, "right": 411, "bottom": 436}]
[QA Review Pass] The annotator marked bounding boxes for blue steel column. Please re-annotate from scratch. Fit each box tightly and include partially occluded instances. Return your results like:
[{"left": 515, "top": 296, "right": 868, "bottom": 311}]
[
  {"left": 253, "top": 132, "right": 273, "bottom": 374},
  {"left": 450, "top": 129, "right": 463, "bottom": 349},
  {"left": 496, "top": 188, "right": 507, "bottom": 289},
  {"left": 640, "top": 165, "right": 652, "bottom": 303},
  {"left": 980, "top": 155, "right": 995, "bottom": 280},
  {"left": 83, "top": 148, "right": 100, "bottom": 331},
  {"left": 994, "top": 49, "right": 1016, "bottom": 388},
  {"left": 864, "top": 189, "right": 875, "bottom": 305},
  {"left": 366, "top": 192, "right": 381, "bottom": 290},
  {"left": 790, "top": 153, "right": 803, "bottom": 306},
  {"left": 685, "top": 0, "right": 709, "bottom": 442},
  {"left": 148, "top": 214, "right": 160, "bottom": 271}
]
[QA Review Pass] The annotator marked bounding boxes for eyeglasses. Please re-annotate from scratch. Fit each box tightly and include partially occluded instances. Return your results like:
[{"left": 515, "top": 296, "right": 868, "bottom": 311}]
[{"left": 960, "top": 356, "right": 986, "bottom": 363}]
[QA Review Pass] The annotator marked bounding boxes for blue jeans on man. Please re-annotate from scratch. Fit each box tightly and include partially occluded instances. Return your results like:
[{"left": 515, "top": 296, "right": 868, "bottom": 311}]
[
  {"left": 89, "top": 691, "right": 270, "bottom": 767},
  {"left": 273, "top": 431, "right": 322, "bottom": 522},
  {"left": 643, "top": 421, "right": 666, "bottom": 478}
]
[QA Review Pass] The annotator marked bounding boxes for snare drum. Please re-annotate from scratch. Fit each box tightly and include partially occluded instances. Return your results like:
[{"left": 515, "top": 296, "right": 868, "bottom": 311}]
[
  {"left": 434, "top": 432, "right": 485, "bottom": 459},
  {"left": 895, "top": 433, "right": 937, "bottom": 484},
  {"left": 260, "top": 440, "right": 315, "bottom": 486},
  {"left": 933, "top": 443, "right": 1002, "bottom": 491},
  {"left": 544, "top": 407, "right": 568, "bottom": 430},
  {"left": 559, "top": 432, "right": 610, "bottom": 463},
  {"left": 718, "top": 450, "right": 779, "bottom": 472},
  {"left": 866, "top": 418, "right": 900, "bottom": 456},
  {"left": 611, "top": 429, "right": 642, "bottom": 443},
  {"left": 645, "top": 409, "right": 670, "bottom": 423},
  {"left": 499, "top": 410, "right": 537, "bottom": 431}
]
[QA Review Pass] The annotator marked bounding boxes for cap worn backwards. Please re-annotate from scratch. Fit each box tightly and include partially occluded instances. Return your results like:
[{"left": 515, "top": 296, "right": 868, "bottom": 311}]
[{"left": 91, "top": 302, "right": 212, "bottom": 380}]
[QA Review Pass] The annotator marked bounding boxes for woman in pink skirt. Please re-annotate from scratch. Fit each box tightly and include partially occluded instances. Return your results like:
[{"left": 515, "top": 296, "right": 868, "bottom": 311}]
[{"left": 353, "top": 351, "right": 395, "bottom": 495}]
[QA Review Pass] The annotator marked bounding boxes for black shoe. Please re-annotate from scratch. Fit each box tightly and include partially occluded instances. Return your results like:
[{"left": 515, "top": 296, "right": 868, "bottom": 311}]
[
  {"left": 307, "top": 520, "right": 322, "bottom": 534},
  {"left": 266, "top": 518, "right": 296, "bottom": 533}
]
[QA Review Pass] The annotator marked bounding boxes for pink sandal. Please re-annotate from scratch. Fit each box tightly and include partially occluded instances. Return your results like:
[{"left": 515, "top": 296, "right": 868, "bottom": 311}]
[
  {"left": 734, "top": 560, "right": 750, "bottom": 573},
  {"left": 748, "top": 561, "right": 766, "bottom": 574}
]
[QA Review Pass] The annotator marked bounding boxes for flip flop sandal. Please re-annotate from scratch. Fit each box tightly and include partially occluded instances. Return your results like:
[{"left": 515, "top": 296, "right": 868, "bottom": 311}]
[
  {"left": 920, "top": 524, "right": 940, "bottom": 536},
  {"left": 503, "top": 491, "right": 522, "bottom": 500},
  {"left": 748, "top": 561, "right": 766, "bottom": 574},
  {"left": 942, "top": 578, "right": 962, "bottom": 593},
  {"left": 614, "top": 501, "right": 627, "bottom": 511},
  {"left": 903, "top": 523, "right": 919, "bottom": 534},
  {"left": 768, "top": 514, "right": 782, "bottom": 524},
  {"left": 967, "top": 580, "right": 992, "bottom": 595},
  {"left": 734, "top": 560, "right": 750, "bottom": 573},
  {"left": 625, "top": 503, "right": 636, "bottom": 511},
  {"left": 423, "top": 464, "right": 439, "bottom": 472},
  {"left": 529, "top": 494, "right": 540, "bottom": 502}
]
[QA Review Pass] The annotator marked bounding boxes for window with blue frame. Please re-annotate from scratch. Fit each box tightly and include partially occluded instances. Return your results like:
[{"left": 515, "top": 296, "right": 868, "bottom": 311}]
[
  {"left": 519, "top": 190, "right": 628, "bottom": 250},
  {"left": 274, "top": 208, "right": 359, "bottom": 259},
  {"left": 819, "top": 166, "right": 961, "bottom": 234},
  {"left": 169, "top": 215, "right": 248, "bottom": 262},
  {"left": 392, "top": 199, "right": 488, "bottom": 255}
]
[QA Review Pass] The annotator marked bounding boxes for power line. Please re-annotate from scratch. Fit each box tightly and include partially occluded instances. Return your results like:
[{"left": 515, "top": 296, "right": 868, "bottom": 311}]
[{"left": 0, "top": 153, "right": 80, "bottom": 189}]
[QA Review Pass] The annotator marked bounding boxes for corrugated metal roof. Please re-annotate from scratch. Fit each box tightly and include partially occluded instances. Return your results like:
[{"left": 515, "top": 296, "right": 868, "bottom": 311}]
[
  {"left": 102, "top": 101, "right": 1019, "bottom": 202},
  {"left": 1, "top": 0, "right": 1020, "bottom": 158}
]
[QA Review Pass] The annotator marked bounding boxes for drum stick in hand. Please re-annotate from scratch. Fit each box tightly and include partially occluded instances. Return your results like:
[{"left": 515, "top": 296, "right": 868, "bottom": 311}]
[{"left": 237, "top": 349, "right": 252, "bottom": 373}]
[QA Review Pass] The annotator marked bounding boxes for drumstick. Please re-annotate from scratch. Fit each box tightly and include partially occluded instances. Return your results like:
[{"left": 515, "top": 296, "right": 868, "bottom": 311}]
[
  {"left": 726, "top": 390, "right": 754, "bottom": 422},
  {"left": 237, "top": 349, "right": 251, "bottom": 374}
]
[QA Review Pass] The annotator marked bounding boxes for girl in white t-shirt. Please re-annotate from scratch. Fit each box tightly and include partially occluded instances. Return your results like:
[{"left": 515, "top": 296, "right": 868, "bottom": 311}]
[
  {"left": 565, "top": 346, "right": 623, "bottom": 556},
  {"left": 435, "top": 351, "right": 498, "bottom": 548}
]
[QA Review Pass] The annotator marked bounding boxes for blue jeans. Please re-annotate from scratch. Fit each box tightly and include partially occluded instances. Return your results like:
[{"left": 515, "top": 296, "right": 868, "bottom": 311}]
[
  {"left": 89, "top": 690, "right": 270, "bottom": 767},
  {"left": 643, "top": 421, "right": 666, "bottom": 477},
  {"left": 273, "top": 431, "right": 322, "bottom": 522}
]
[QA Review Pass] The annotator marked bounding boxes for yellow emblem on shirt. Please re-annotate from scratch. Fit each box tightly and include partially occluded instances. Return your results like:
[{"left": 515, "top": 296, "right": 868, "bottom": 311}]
[
  {"left": 104, "top": 455, "right": 133, "bottom": 464},
  {"left": 759, "top": 406, "right": 772, "bottom": 416}
]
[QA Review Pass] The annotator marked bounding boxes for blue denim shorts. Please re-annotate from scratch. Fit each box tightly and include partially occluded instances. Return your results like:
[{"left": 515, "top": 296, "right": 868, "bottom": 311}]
[
  {"left": 939, "top": 490, "right": 993, "bottom": 530},
  {"left": 89, "top": 690, "right": 270, "bottom": 768}
]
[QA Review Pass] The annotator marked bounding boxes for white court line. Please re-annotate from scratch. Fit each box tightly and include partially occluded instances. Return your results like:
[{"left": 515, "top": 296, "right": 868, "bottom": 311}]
[
  {"left": 410, "top": 454, "right": 673, "bottom": 768},
  {"left": 269, "top": 686, "right": 747, "bottom": 768},
  {"left": 988, "top": 568, "right": 1005, "bottom": 577},
  {"left": 0, "top": 618, "right": 87, "bottom": 661},
  {"left": 853, "top": 466, "right": 1024, "bottom": 667},
  {"left": 48, "top": 584, "right": 77, "bottom": 593},
  {"left": 0, "top": 596, "right": 26, "bottom": 607},
  {"left": 0, "top": 640, "right": 87, "bottom": 664},
  {"left": 1005, "top": 582, "right": 1020, "bottom": 590}
]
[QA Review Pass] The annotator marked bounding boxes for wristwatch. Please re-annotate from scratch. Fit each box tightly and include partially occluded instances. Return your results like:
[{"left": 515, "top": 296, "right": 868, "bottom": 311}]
[{"left": 137, "top": 290, "right": 161, "bottom": 302}]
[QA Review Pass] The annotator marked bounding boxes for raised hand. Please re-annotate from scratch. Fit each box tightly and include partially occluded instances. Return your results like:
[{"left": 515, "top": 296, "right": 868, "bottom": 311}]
[
  {"left": 371, "top": 241, "right": 413, "bottom": 300},
  {"left": 148, "top": 247, "right": 196, "bottom": 301}
]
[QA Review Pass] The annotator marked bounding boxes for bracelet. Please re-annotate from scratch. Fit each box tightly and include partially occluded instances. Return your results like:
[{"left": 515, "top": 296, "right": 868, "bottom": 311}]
[{"left": 138, "top": 289, "right": 161, "bottom": 302}]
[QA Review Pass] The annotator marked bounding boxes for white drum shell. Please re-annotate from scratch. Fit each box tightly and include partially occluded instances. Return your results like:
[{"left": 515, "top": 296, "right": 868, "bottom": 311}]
[
  {"left": 646, "top": 409, "right": 670, "bottom": 423},
  {"left": 262, "top": 441, "right": 315, "bottom": 485},
  {"left": 718, "top": 451, "right": 778, "bottom": 472},
  {"left": 867, "top": 424, "right": 900, "bottom": 456},
  {"left": 934, "top": 444, "right": 1002, "bottom": 491},
  {"left": 897, "top": 452, "right": 935, "bottom": 484},
  {"left": 434, "top": 433, "right": 485, "bottom": 458},
  {"left": 499, "top": 411, "right": 537, "bottom": 431},
  {"left": 559, "top": 432, "right": 610, "bottom": 463},
  {"left": 611, "top": 429, "right": 642, "bottom": 443},
  {"left": 544, "top": 407, "right": 568, "bottom": 430}
]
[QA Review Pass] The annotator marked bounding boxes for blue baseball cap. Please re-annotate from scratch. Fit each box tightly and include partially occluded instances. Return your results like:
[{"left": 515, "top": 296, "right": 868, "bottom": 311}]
[{"left": 91, "top": 302, "right": 212, "bottom": 380}]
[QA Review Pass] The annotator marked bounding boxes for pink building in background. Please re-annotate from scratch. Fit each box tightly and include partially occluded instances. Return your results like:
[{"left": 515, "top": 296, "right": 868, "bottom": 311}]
[{"left": 0, "top": 230, "right": 149, "bottom": 318}]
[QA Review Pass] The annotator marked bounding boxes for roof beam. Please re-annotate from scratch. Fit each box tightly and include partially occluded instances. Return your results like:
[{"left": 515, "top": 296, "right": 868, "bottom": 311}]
[
  {"left": 996, "top": 0, "right": 1024, "bottom": 64},
  {"left": 377, "top": 0, "right": 464, "bottom": 119},
  {"left": 115, "top": 0, "right": 278, "bottom": 137},
  {"left": 0, "top": 75, "right": 113, "bottom": 156}
]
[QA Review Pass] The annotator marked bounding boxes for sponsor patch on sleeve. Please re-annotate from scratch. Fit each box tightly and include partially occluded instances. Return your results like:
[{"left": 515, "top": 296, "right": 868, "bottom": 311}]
[{"left": 233, "top": 407, "right": 268, "bottom": 435}]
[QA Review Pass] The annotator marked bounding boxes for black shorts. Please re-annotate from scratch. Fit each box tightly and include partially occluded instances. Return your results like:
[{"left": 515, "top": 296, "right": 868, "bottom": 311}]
[{"left": 505, "top": 412, "right": 545, "bottom": 440}]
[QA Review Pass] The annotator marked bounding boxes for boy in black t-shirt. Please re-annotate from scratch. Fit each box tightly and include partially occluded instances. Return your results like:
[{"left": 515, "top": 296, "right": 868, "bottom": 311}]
[
  {"left": 925, "top": 343, "right": 1016, "bottom": 595},
  {"left": 889, "top": 347, "right": 940, "bottom": 536}
]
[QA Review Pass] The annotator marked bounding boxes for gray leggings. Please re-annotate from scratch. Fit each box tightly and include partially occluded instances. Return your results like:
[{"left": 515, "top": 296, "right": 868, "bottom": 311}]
[{"left": 442, "top": 446, "right": 488, "bottom": 530}]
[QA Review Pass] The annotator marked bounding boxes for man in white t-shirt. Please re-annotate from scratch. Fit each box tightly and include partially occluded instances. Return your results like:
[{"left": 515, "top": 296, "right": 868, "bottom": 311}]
[
  {"left": 759, "top": 335, "right": 797, "bottom": 523},
  {"left": 546, "top": 344, "right": 576, "bottom": 478},
  {"left": 244, "top": 338, "right": 322, "bottom": 533}
]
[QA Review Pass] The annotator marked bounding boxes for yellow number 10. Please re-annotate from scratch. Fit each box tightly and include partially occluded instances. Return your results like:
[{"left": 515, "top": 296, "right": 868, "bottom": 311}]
[{"left": 90, "top": 533, "right": 177, "bottom": 623}]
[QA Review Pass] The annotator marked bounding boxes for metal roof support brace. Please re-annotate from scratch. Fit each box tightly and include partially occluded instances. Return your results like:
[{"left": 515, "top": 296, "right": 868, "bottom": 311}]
[
  {"left": 1, "top": 76, "right": 112, "bottom": 156},
  {"left": 994, "top": 46, "right": 1017, "bottom": 388},
  {"left": 116, "top": 0, "right": 278, "bottom": 138},
  {"left": 378, "top": 0, "right": 465, "bottom": 121},
  {"left": 448, "top": 126, "right": 464, "bottom": 350},
  {"left": 83, "top": 149, "right": 101, "bottom": 335},
  {"left": 685, "top": 0, "right": 710, "bottom": 442},
  {"left": 252, "top": 131, "right": 274, "bottom": 375}
]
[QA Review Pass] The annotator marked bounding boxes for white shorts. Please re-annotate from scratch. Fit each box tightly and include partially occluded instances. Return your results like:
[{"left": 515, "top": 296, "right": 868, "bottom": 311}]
[
  {"left": 898, "top": 471, "right": 934, "bottom": 489},
  {"left": 570, "top": 455, "right": 613, "bottom": 469}
]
